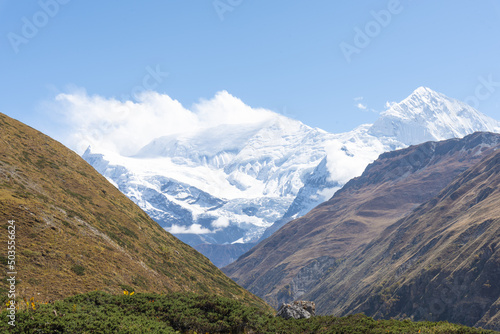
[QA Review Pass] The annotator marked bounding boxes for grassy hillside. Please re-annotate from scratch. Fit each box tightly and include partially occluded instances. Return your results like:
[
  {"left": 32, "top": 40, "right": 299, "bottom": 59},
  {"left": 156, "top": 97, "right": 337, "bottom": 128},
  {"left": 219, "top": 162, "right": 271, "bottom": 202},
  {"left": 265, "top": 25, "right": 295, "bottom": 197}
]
[
  {"left": 0, "top": 112, "right": 268, "bottom": 310},
  {"left": 1, "top": 291, "right": 497, "bottom": 333}
]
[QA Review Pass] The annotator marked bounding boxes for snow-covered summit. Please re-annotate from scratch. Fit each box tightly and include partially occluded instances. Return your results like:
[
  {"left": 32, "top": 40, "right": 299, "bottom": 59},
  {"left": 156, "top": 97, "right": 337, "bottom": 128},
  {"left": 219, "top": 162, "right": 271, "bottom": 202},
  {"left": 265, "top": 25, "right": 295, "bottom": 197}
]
[{"left": 369, "top": 86, "right": 500, "bottom": 145}]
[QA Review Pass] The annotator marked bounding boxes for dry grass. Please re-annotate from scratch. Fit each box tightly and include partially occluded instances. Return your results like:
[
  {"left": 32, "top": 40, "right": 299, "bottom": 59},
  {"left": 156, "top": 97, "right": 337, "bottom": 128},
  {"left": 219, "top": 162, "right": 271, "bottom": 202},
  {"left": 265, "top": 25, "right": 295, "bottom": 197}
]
[{"left": 0, "top": 112, "right": 270, "bottom": 311}]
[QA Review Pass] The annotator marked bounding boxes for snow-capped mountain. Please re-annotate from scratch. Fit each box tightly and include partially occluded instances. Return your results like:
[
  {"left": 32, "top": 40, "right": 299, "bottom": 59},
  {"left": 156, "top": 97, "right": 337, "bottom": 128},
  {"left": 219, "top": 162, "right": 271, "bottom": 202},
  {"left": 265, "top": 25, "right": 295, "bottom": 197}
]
[
  {"left": 82, "top": 87, "right": 500, "bottom": 267},
  {"left": 369, "top": 87, "right": 500, "bottom": 145},
  {"left": 265, "top": 87, "right": 500, "bottom": 240},
  {"left": 83, "top": 116, "right": 339, "bottom": 247}
]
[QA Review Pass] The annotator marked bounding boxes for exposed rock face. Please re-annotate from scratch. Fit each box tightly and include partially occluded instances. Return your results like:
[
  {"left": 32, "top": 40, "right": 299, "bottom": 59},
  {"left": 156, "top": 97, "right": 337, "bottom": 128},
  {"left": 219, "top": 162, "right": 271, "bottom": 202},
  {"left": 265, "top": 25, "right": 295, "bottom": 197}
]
[
  {"left": 293, "top": 301, "right": 316, "bottom": 316},
  {"left": 276, "top": 257, "right": 339, "bottom": 304},
  {"left": 276, "top": 301, "right": 316, "bottom": 320}
]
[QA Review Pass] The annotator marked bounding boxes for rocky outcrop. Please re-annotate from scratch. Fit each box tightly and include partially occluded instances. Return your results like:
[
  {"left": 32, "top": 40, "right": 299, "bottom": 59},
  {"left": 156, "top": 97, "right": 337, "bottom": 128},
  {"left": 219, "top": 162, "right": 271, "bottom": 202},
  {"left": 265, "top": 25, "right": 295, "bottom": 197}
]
[{"left": 276, "top": 301, "right": 316, "bottom": 320}]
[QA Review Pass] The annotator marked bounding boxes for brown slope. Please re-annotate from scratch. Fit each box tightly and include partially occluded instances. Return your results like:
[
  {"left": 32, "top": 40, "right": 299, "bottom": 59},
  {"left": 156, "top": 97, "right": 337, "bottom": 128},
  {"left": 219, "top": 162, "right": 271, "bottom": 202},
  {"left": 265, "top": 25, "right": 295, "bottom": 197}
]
[
  {"left": 0, "top": 112, "right": 269, "bottom": 310},
  {"left": 223, "top": 132, "right": 500, "bottom": 308},
  {"left": 304, "top": 144, "right": 500, "bottom": 330}
]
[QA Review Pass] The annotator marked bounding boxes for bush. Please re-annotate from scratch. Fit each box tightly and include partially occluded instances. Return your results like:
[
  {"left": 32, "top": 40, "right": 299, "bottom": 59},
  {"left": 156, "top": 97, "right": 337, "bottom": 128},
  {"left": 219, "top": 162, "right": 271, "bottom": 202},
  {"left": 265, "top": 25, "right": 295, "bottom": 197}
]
[
  {"left": 0, "top": 291, "right": 496, "bottom": 334},
  {"left": 71, "top": 264, "right": 85, "bottom": 276}
]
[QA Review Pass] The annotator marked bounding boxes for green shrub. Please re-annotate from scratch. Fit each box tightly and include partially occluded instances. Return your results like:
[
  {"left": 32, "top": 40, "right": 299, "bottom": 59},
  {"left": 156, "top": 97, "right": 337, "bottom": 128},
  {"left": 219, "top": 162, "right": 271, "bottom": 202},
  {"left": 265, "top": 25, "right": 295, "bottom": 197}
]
[
  {"left": 0, "top": 291, "right": 496, "bottom": 334},
  {"left": 71, "top": 264, "right": 85, "bottom": 276}
]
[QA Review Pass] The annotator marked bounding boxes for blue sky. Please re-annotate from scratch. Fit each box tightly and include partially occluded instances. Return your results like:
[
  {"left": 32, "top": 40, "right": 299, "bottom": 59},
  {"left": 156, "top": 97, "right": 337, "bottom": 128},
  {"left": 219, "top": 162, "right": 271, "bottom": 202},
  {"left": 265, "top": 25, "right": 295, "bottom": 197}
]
[{"left": 1, "top": 0, "right": 500, "bottom": 140}]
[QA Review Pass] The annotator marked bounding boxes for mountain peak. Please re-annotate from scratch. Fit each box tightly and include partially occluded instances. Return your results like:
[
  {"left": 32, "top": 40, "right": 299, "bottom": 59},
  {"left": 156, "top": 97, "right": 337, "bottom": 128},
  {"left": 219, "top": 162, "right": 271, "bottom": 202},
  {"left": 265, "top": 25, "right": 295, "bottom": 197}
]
[
  {"left": 412, "top": 86, "right": 438, "bottom": 97},
  {"left": 369, "top": 87, "right": 500, "bottom": 145},
  {"left": 405, "top": 86, "right": 457, "bottom": 108}
]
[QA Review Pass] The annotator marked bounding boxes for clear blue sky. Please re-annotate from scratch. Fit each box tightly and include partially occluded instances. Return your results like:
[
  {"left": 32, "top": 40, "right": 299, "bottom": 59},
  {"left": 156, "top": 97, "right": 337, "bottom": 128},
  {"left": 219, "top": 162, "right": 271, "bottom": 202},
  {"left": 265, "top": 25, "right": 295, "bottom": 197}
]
[{"left": 1, "top": 0, "right": 500, "bottom": 137}]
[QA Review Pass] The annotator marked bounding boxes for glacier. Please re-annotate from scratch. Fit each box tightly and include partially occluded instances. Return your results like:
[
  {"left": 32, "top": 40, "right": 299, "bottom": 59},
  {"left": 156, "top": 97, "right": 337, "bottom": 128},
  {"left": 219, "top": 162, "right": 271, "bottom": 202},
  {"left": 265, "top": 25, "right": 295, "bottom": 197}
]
[{"left": 81, "top": 87, "right": 500, "bottom": 267}]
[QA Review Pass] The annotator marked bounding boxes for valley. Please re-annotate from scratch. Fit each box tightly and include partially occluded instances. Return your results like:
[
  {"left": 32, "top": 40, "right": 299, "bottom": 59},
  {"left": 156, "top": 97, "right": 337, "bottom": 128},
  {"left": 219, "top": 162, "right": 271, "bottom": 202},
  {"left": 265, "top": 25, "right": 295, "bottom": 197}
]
[{"left": 1, "top": 88, "right": 500, "bottom": 331}]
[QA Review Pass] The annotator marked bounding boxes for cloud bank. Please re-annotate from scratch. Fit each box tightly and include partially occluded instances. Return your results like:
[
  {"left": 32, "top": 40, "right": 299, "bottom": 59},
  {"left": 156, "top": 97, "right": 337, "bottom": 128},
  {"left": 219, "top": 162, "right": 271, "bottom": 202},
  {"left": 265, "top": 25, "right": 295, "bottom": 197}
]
[{"left": 48, "top": 89, "right": 278, "bottom": 156}]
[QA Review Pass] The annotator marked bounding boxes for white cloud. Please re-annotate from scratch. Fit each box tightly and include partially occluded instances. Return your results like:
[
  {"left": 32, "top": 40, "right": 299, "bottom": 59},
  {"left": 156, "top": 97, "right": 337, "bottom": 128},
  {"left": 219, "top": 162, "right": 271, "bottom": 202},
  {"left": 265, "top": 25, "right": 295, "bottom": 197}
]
[
  {"left": 45, "top": 89, "right": 277, "bottom": 156},
  {"left": 352, "top": 96, "right": 382, "bottom": 114},
  {"left": 166, "top": 224, "right": 213, "bottom": 234},
  {"left": 211, "top": 216, "right": 230, "bottom": 229},
  {"left": 356, "top": 103, "right": 367, "bottom": 110},
  {"left": 354, "top": 102, "right": 381, "bottom": 114},
  {"left": 194, "top": 91, "right": 275, "bottom": 127}
]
